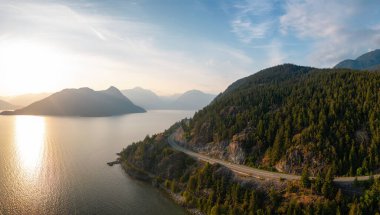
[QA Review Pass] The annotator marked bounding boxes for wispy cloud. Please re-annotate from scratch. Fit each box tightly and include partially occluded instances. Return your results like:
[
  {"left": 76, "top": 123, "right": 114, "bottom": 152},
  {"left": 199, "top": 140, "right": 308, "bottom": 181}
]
[
  {"left": 231, "top": 19, "right": 271, "bottom": 43},
  {"left": 0, "top": 1, "right": 254, "bottom": 95},
  {"left": 230, "top": 0, "right": 275, "bottom": 43},
  {"left": 229, "top": 0, "right": 289, "bottom": 68},
  {"left": 229, "top": 0, "right": 380, "bottom": 67},
  {"left": 280, "top": 0, "right": 380, "bottom": 66},
  {"left": 2, "top": 0, "right": 378, "bottom": 95},
  {"left": 280, "top": 0, "right": 344, "bottom": 38}
]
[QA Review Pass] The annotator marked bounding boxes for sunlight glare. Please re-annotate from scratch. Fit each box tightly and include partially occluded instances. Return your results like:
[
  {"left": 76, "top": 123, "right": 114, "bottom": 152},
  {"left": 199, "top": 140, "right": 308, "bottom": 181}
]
[
  {"left": 15, "top": 116, "right": 46, "bottom": 177},
  {"left": 0, "top": 40, "right": 70, "bottom": 94}
]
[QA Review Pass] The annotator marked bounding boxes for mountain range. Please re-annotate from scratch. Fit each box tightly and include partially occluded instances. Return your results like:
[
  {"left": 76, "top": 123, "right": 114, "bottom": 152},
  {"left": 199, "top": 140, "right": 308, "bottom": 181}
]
[
  {"left": 122, "top": 87, "right": 215, "bottom": 110},
  {"left": 0, "top": 87, "right": 215, "bottom": 111},
  {"left": 334, "top": 49, "right": 380, "bottom": 70},
  {"left": 0, "top": 99, "right": 19, "bottom": 110},
  {"left": 0, "top": 93, "right": 52, "bottom": 107},
  {"left": 1, "top": 86, "right": 145, "bottom": 117}
]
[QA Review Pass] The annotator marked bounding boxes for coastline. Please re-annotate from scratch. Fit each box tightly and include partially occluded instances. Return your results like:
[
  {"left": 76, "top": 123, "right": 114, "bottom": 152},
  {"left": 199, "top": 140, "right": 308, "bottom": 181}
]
[{"left": 120, "top": 159, "right": 204, "bottom": 215}]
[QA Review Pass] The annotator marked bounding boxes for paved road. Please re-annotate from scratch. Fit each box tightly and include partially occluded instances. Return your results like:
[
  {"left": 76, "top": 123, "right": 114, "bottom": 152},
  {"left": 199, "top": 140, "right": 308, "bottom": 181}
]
[{"left": 168, "top": 134, "right": 379, "bottom": 183}]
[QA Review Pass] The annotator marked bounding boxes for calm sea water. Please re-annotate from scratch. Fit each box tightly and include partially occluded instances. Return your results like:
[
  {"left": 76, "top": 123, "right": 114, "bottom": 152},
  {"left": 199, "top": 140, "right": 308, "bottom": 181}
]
[{"left": 0, "top": 110, "right": 194, "bottom": 215}]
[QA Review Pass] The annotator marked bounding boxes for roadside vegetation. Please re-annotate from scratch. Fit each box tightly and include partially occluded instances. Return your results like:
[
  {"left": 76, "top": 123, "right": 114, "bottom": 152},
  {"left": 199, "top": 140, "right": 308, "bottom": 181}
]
[{"left": 120, "top": 127, "right": 380, "bottom": 215}]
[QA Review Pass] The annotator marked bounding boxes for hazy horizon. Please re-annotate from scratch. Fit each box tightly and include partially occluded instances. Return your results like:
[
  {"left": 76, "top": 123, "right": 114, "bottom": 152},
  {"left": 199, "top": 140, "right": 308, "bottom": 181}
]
[
  {"left": 0, "top": 85, "right": 215, "bottom": 98},
  {"left": 1, "top": 0, "right": 379, "bottom": 96}
]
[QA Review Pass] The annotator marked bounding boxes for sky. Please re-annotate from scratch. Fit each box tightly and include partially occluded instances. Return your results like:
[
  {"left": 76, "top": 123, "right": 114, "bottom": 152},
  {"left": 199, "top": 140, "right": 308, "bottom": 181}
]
[{"left": 0, "top": 0, "right": 379, "bottom": 96}]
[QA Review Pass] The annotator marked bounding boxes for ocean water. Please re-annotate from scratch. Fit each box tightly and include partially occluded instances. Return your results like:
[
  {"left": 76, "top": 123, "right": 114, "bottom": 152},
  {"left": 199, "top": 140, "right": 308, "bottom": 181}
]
[{"left": 0, "top": 110, "right": 194, "bottom": 215}]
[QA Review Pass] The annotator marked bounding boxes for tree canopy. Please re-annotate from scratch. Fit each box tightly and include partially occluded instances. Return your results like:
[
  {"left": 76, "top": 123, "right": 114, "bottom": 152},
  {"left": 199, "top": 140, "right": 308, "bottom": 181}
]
[{"left": 184, "top": 64, "right": 380, "bottom": 176}]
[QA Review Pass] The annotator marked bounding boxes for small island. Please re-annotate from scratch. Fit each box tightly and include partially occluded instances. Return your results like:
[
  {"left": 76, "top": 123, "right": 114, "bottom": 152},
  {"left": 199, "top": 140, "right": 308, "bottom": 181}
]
[{"left": 1, "top": 86, "right": 145, "bottom": 117}]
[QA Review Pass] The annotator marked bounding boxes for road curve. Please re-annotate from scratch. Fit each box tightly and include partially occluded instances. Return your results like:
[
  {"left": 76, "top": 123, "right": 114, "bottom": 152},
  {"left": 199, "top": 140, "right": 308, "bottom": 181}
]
[{"left": 168, "top": 134, "right": 379, "bottom": 183}]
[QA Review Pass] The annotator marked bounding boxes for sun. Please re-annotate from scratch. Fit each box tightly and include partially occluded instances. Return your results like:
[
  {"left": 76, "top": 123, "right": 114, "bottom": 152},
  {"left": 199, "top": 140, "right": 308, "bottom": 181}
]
[{"left": 0, "top": 40, "right": 70, "bottom": 95}]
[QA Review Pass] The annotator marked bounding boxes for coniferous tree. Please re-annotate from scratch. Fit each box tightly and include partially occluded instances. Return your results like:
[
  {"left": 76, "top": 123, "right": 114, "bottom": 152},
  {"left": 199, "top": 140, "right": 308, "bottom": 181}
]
[{"left": 301, "top": 166, "right": 311, "bottom": 188}]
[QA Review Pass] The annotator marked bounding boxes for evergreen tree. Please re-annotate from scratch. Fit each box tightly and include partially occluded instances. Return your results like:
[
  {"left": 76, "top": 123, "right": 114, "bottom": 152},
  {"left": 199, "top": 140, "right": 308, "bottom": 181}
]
[
  {"left": 301, "top": 166, "right": 311, "bottom": 188},
  {"left": 210, "top": 204, "right": 221, "bottom": 215}
]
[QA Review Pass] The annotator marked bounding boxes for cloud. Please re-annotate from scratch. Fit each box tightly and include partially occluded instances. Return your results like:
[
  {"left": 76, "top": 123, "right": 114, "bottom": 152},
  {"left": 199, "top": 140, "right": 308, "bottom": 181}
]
[
  {"left": 231, "top": 19, "right": 271, "bottom": 43},
  {"left": 230, "top": 0, "right": 275, "bottom": 43},
  {"left": 0, "top": 1, "right": 254, "bottom": 95},
  {"left": 280, "top": 0, "right": 380, "bottom": 66},
  {"left": 229, "top": 0, "right": 380, "bottom": 67},
  {"left": 279, "top": 0, "right": 346, "bottom": 38},
  {"left": 229, "top": 0, "right": 289, "bottom": 68}
]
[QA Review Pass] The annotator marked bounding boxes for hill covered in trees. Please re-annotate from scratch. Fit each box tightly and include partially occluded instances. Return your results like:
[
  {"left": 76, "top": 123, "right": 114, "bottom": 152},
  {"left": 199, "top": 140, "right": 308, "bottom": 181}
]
[
  {"left": 179, "top": 64, "right": 380, "bottom": 176},
  {"left": 119, "top": 64, "right": 380, "bottom": 214},
  {"left": 120, "top": 127, "right": 380, "bottom": 214}
]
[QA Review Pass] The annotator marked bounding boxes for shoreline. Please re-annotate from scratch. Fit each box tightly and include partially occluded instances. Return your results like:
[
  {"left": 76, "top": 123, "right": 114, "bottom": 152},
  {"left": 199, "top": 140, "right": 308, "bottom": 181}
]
[{"left": 119, "top": 159, "right": 204, "bottom": 215}]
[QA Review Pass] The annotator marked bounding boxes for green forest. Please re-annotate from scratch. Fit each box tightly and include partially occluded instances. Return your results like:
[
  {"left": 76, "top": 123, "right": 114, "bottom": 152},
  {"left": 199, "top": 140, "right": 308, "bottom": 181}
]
[
  {"left": 184, "top": 64, "right": 380, "bottom": 176},
  {"left": 120, "top": 64, "right": 380, "bottom": 214},
  {"left": 120, "top": 132, "right": 380, "bottom": 215}
]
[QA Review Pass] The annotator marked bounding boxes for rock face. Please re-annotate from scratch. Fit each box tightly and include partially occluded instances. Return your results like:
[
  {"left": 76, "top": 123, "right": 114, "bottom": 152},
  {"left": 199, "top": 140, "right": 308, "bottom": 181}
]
[
  {"left": 227, "top": 134, "right": 247, "bottom": 164},
  {"left": 334, "top": 49, "right": 380, "bottom": 70},
  {"left": 276, "top": 145, "right": 331, "bottom": 176},
  {"left": 1, "top": 86, "right": 145, "bottom": 117},
  {"left": 176, "top": 127, "right": 246, "bottom": 165}
]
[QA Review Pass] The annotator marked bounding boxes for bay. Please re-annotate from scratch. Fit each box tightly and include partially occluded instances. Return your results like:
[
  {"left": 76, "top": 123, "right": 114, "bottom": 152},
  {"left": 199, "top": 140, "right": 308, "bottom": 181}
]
[{"left": 0, "top": 110, "right": 194, "bottom": 215}]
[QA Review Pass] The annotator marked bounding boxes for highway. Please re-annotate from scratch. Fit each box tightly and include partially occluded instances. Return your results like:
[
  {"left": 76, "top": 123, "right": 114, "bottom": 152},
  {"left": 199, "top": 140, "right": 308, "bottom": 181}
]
[{"left": 168, "top": 134, "right": 379, "bottom": 183}]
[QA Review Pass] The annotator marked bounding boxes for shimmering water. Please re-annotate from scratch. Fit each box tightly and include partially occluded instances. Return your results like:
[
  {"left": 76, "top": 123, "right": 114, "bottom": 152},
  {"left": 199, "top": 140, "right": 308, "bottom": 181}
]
[{"left": 0, "top": 110, "right": 193, "bottom": 215}]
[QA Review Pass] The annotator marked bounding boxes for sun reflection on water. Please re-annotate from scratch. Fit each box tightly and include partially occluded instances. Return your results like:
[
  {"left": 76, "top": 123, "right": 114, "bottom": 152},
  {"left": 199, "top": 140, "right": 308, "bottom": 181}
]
[{"left": 15, "top": 116, "right": 45, "bottom": 177}]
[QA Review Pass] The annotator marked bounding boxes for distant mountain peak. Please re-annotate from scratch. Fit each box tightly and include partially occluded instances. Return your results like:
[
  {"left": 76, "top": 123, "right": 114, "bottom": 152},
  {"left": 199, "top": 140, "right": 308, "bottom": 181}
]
[
  {"left": 104, "top": 86, "right": 121, "bottom": 94},
  {"left": 102, "top": 86, "right": 125, "bottom": 98},
  {"left": 0, "top": 92, "right": 52, "bottom": 107},
  {"left": 61, "top": 87, "right": 93, "bottom": 94},
  {"left": 1, "top": 86, "right": 145, "bottom": 117},
  {"left": 122, "top": 87, "right": 216, "bottom": 110},
  {"left": 132, "top": 86, "right": 145, "bottom": 90},
  {"left": 183, "top": 89, "right": 203, "bottom": 94},
  {"left": 106, "top": 86, "right": 119, "bottom": 91},
  {"left": 78, "top": 87, "right": 93, "bottom": 91},
  {"left": 334, "top": 49, "right": 380, "bottom": 70},
  {"left": 179, "top": 89, "right": 213, "bottom": 98},
  {"left": 0, "top": 99, "right": 19, "bottom": 110}
]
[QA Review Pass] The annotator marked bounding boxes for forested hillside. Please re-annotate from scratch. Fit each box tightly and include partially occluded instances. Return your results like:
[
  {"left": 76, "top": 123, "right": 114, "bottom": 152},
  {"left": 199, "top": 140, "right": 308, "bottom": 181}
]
[
  {"left": 120, "top": 128, "right": 380, "bottom": 214},
  {"left": 183, "top": 64, "right": 380, "bottom": 176}
]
